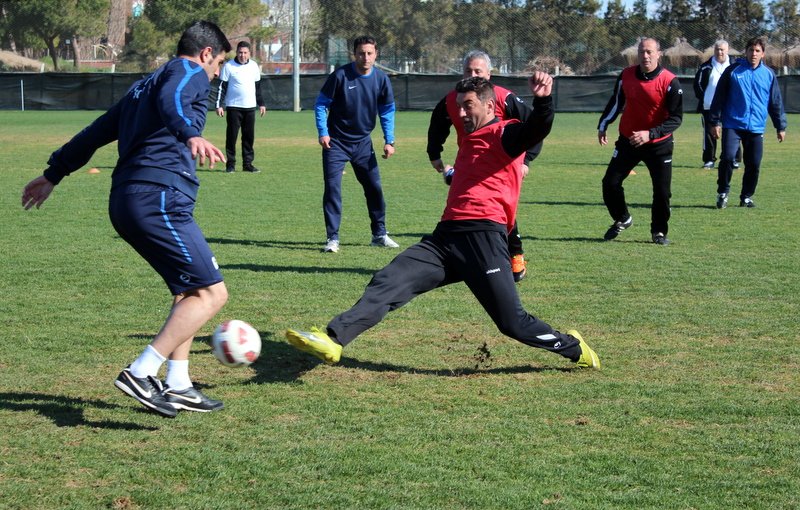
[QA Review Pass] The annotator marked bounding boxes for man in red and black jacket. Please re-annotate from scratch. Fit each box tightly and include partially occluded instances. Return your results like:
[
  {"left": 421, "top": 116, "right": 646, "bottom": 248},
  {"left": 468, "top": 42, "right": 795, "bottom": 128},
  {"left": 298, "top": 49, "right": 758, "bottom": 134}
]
[
  {"left": 285, "top": 74, "right": 601, "bottom": 371},
  {"left": 598, "top": 37, "right": 683, "bottom": 246},
  {"left": 427, "top": 50, "right": 542, "bottom": 282}
]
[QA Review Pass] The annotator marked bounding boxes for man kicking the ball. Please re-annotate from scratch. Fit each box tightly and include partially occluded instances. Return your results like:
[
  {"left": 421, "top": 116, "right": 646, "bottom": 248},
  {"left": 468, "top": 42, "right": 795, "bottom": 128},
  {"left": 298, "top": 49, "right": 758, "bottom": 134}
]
[
  {"left": 286, "top": 74, "right": 600, "bottom": 369},
  {"left": 21, "top": 21, "right": 232, "bottom": 417}
]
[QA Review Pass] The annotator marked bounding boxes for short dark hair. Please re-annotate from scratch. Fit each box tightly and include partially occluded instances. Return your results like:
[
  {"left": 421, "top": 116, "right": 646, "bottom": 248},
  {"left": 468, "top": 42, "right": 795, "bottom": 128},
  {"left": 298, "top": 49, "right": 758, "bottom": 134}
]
[
  {"left": 237, "top": 40, "right": 251, "bottom": 51},
  {"left": 176, "top": 20, "right": 231, "bottom": 57},
  {"left": 746, "top": 37, "right": 766, "bottom": 52},
  {"left": 353, "top": 35, "right": 377, "bottom": 54},
  {"left": 455, "top": 76, "right": 495, "bottom": 103}
]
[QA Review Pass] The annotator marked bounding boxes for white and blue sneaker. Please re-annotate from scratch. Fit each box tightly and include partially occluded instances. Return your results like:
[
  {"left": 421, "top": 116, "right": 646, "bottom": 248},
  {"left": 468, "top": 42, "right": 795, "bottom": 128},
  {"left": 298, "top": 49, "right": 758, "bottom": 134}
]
[
  {"left": 324, "top": 239, "right": 340, "bottom": 253},
  {"left": 371, "top": 234, "right": 399, "bottom": 248}
]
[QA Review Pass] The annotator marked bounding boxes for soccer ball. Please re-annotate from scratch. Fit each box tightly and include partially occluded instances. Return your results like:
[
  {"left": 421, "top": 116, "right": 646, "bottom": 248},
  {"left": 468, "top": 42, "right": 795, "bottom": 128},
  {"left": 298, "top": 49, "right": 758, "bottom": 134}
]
[{"left": 211, "top": 320, "right": 261, "bottom": 367}]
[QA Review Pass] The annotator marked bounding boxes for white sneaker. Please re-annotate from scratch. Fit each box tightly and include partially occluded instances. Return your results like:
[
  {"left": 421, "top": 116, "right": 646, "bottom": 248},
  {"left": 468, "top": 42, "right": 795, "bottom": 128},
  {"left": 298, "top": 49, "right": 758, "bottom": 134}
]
[
  {"left": 371, "top": 234, "right": 399, "bottom": 248},
  {"left": 324, "top": 239, "right": 339, "bottom": 253}
]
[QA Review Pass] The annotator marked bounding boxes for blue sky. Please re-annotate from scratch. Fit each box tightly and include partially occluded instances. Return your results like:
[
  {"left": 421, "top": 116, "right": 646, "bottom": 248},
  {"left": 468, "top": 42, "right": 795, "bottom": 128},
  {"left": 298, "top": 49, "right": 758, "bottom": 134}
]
[{"left": 601, "top": 0, "right": 656, "bottom": 16}]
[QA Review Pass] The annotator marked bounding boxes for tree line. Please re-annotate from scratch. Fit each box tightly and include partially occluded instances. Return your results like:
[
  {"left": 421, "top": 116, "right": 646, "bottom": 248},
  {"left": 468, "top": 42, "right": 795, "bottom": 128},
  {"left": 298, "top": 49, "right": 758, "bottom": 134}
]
[{"left": 1, "top": 0, "right": 799, "bottom": 74}]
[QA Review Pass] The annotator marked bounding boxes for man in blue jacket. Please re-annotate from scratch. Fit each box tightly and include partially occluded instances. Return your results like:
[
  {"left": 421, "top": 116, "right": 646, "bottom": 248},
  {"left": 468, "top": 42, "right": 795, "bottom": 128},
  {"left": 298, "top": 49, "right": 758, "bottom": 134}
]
[
  {"left": 314, "top": 35, "right": 399, "bottom": 253},
  {"left": 21, "top": 21, "right": 232, "bottom": 417},
  {"left": 710, "top": 37, "right": 787, "bottom": 209}
]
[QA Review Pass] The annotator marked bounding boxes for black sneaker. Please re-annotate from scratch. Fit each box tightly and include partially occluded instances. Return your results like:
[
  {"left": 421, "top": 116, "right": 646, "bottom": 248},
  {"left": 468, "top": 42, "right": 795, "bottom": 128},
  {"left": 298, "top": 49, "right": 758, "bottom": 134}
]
[
  {"left": 243, "top": 166, "right": 261, "bottom": 173},
  {"left": 114, "top": 368, "right": 177, "bottom": 418},
  {"left": 603, "top": 215, "right": 633, "bottom": 240},
  {"left": 740, "top": 197, "right": 756, "bottom": 208},
  {"left": 225, "top": 166, "right": 235, "bottom": 173},
  {"left": 163, "top": 386, "right": 224, "bottom": 412},
  {"left": 716, "top": 193, "right": 728, "bottom": 209},
  {"left": 652, "top": 232, "right": 670, "bottom": 245}
]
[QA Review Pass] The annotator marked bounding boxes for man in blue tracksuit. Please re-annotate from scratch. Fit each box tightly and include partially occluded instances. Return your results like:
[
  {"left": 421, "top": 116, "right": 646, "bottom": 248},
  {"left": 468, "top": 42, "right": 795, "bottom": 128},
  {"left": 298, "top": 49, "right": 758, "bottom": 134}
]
[
  {"left": 314, "top": 35, "right": 399, "bottom": 253},
  {"left": 21, "top": 21, "right": 232, "bottom": 417},
  {"left": 710, "top": 37, "right": 787, "bottom": 209}
]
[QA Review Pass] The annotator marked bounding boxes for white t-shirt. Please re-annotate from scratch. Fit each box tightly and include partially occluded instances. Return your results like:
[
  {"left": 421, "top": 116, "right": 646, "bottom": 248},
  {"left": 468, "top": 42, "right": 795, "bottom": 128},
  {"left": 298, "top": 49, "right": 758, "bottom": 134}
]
[
  {"left": 703, "top": 58, "right": 731, "bottom": 110},
  {"left": 217, "top": 58, "right": 261, "bottom": 108}
]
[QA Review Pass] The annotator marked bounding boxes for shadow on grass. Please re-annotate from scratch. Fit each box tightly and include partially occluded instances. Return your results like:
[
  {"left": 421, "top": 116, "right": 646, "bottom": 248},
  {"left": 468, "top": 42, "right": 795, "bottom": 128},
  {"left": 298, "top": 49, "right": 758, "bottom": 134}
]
[
  {"left": 338, "top": 357, "right": 574, "bottom": 376},
  {"left": 222, "top": 263, "right": 376, "bottom": 276},
  {"left": 0, "top": 392, "right": 158, "bottom": 430},
  {"left": 208, "top": 237, "right": 318, "bottom": 251},
  {"left": 521, "top": 199, "right": 716, "bottom": 210},
  {"left": 523, "top": 235, "right": 607, "bottom": 243},
  {"left": 246, "top": 337, "right": 573, "bottom": 384},
  {"left": 247, "top": 336, "right": 320, "bottom": 384},
  {"left": 521, "top": 235, "right": 664, "bottom": 244},
  {"left": 550, "top": 161, "right": 710, "bottom": 170}
]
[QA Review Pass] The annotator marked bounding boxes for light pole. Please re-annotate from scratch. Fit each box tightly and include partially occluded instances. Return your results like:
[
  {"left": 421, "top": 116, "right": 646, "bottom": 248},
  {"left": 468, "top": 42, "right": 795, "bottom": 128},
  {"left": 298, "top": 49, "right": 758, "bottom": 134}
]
[{"left": 293, "top": 0, "right": 300, "bottom": 112}]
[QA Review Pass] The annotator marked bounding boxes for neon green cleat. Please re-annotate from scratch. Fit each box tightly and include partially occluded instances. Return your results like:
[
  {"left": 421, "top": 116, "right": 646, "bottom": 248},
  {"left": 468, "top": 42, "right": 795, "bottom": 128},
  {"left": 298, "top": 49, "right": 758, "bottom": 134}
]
[
  {"left": 285, "top": 327, "right": 342, "bottom": 364},
  {"left": 569, "top": 330, "right": 600, "bottom": 369}
]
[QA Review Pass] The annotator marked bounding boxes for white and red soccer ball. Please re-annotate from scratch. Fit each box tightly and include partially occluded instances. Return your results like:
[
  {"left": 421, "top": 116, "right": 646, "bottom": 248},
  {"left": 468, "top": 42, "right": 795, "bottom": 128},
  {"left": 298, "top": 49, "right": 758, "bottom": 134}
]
[{"left": 211, "top": 320, "right": 261, "bottom": 367}]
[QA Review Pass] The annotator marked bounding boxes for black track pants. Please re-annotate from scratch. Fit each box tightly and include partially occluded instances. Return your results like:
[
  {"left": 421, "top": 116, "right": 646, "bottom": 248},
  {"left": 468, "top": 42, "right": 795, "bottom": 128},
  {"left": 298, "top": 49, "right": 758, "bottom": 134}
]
[{"left": 327, "top": 227, "right": 581, "bottom": 360}]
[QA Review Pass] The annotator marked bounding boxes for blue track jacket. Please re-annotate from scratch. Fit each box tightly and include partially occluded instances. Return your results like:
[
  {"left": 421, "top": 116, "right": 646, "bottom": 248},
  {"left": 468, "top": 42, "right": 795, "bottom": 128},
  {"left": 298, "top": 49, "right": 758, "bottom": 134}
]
[
  {"left": 710, "top": 58, "right": 787, "bottom": 134},
  {"left": 44, "top": 57, "right": 212, "bottom": 201},
  {"left": 314, "top": 62, "right": 395, "bottom": 144}
]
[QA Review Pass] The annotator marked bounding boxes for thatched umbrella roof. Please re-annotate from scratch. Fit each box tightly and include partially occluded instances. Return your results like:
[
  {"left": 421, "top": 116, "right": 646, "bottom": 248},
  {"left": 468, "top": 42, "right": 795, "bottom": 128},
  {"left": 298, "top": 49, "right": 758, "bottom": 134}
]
[
  {"left": 785, "top": 45, "right": 800, "bottom": 67},
  {"left": 0, "top": 50, "right": 46, "bottom": 72},
  {"left": 620, "top": 43, "right": 639, "bottom": 65},
  {"left": 663, "top": 38, "right": 703, "bottom": 67},
  {"left": 764, "top": 43, "right": 786, "bottom": 67}
]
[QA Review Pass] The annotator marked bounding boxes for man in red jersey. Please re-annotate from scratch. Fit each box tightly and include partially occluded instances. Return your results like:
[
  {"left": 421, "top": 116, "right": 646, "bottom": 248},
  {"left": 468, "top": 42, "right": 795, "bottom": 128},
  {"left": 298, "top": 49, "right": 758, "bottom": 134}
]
[
  {"left": 598, "top": 37, "right": 683, "bottom": 245},
  {"left": 428, "top": 50, "right": 541, "bottom": 282},
  {"left": 286, "top": 74, "right": 600, "bottom": 370}
]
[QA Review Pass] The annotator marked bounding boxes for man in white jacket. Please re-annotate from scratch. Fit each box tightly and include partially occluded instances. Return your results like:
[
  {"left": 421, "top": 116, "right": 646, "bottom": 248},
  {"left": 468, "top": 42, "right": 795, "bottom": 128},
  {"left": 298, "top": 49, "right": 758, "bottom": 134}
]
[
  {"left": 216, "top": 41, "right": 266, "bottom": 173},
  {"left": 693, "top": 40, "right": 739, "bottom": 169}
]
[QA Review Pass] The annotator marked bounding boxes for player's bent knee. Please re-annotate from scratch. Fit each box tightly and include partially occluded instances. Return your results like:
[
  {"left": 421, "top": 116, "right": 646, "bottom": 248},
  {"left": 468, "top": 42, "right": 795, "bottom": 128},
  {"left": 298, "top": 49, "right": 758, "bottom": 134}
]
[
  {"left": 207, "top": 282, "right": 229, "bottom": 310},
  {"left": 187, "top": 282, "right": 228, "bottom": 313}
]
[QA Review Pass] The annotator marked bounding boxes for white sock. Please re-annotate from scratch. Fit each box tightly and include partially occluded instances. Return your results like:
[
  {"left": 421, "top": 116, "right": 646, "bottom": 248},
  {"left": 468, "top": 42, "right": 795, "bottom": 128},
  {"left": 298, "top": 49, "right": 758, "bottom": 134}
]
[
  {"left": 165, "top": 359, "right": 193, "bottom": 391},
  {"left": 129, "top": 345, "right": 166, "bottom": 379}
]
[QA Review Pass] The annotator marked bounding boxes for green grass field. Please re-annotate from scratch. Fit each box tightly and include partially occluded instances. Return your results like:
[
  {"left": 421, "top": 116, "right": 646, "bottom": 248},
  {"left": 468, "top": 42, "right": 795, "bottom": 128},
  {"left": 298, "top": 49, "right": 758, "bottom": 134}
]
[{"left": 1, "top": 109, "right": 798, "bottom": 509}]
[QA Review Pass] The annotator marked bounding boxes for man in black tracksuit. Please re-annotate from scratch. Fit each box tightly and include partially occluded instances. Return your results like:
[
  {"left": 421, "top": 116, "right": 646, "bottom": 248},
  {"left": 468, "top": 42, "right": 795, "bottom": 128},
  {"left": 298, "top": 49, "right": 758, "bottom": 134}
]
[
  {"left": 285, "top": 74, "right": 601, "bottom": 370},
  {"left": 598, "top": 37, "right": 683, "bottom": 246}
]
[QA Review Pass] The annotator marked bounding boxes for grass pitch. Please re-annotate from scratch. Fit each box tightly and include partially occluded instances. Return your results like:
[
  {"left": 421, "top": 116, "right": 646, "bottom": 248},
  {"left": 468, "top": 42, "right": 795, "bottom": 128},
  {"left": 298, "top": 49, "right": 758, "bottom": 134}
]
[{"left": 1, "top": 109, "right": 798, "bottom": 509}]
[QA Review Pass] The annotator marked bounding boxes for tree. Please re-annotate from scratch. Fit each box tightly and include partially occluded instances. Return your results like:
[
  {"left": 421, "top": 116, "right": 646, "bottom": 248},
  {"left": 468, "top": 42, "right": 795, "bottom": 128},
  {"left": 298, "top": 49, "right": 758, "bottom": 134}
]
[
  {"left": 604, "top": 0, "right": 628, "bottom": 19},
  {"left": 631, "top": 0, "right": 650, "bottom": 19},
  {"left": 106, "top": 0, "right": 130, "bottom": 54},
  {"left": 119, "top": 16, "right": 164, "bottom": 71},
  {"left": 4, "top": 0, "right": 110, "bottom": 71},
  {"left": 119, "top": 0, "right": 268, "bottom": 71},
  {"left": 770, "top": 0, "right": 800, "bottom": 47}
]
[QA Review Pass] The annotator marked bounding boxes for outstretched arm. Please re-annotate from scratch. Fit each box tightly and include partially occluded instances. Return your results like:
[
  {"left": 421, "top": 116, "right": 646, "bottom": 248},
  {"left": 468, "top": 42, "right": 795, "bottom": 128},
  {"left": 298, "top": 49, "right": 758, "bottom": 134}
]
[{"left": 501, "top": 72, "right": 555, "bottom": 157}]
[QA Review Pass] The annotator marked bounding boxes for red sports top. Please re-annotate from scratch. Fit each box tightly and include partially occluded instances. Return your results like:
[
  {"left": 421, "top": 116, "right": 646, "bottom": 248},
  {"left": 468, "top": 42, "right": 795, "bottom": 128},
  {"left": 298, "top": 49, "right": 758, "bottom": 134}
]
[
  {"left": 618, "top": 66, "right": 676, "bottom": 144},
  {"left": 441, "top": 119, "right": 524, "bottom": 232}
]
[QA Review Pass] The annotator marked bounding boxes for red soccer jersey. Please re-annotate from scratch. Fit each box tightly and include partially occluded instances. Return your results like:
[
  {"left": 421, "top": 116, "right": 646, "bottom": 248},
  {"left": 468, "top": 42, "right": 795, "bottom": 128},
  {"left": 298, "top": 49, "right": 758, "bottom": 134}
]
[
  {"left": 441, "top": 119, "right": 524, "bottom": 232},
  {"left": 618, "top": 66, "right": 676, "bottom": 144}
]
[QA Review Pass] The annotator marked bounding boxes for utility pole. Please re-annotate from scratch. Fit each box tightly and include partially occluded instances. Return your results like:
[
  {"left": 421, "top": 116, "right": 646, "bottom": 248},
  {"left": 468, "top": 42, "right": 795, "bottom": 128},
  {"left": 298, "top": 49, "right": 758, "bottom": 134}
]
[{"left": 293, "top": 0, "right": 300, "bottom": 112}]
